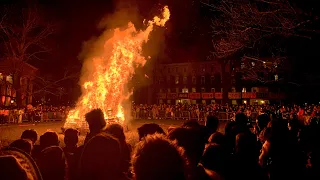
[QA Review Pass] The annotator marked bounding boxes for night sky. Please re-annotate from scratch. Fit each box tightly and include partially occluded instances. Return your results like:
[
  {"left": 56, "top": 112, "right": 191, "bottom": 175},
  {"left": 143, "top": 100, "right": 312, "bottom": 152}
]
[{"left": 1, "top": 0, "right": 320, "bottom": 102}]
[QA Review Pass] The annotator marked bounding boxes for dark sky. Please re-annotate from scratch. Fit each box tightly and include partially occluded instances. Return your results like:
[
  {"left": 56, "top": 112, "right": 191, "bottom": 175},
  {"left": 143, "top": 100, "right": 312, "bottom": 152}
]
[{"left": 2, "top": 0, "right": 320, "bottom": 84}]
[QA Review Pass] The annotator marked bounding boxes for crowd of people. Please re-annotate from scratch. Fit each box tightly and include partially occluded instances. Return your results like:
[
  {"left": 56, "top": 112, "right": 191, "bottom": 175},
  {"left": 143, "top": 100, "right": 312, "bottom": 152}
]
[
  {"left": 132, "top": 103, "right": 319, "bottom": 123},
  {"left": 0, "top": 106, "right": 70, "bottom": 124},
  {"left": 1, "top": 107, "right": 320, "bottom": 180}
]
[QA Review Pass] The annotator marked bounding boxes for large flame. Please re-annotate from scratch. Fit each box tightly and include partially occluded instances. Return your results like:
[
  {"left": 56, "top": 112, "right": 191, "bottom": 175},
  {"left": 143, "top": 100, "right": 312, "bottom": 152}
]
[{"left": 64, "top": 6, "right": 170, "bottom": 129}]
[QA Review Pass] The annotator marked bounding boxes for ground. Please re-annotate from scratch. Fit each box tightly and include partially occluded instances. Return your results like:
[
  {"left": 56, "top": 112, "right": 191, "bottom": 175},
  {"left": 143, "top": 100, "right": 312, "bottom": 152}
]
[{"left": 0, "top": 119, "right": 227, "bottom": 147}]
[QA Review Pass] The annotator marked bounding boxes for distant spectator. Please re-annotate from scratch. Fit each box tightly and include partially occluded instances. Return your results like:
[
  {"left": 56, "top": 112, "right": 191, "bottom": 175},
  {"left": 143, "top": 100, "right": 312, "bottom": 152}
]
[{"left": 132, "top": 134, "right": 187, "bottom": 180}]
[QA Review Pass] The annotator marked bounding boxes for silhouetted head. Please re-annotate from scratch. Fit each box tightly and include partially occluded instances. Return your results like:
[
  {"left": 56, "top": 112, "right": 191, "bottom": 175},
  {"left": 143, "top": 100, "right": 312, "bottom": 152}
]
[
  {"left": 132, "top": 134, "right": 187, "bottom": 180},
  {"left": 40, "top": 131, "right": 59, "bottom": 149},
  {"left": 257, "top": 114, "right": 270, "bottom": 131},
  {"left": 205, "top": 115, "right": 219, "bottom": 133},
  {"left": 21, "top": 129, "right": 38, "bottom": 144},
  {"left": 137, "top": 123, "right": 165, "bottom": 141},
  {"left": 208, "top": 132, "right": 225, "bottom": 146},
  {"left": 85, "top": 109, "right": 106, "bottom": 133},
  {"left": 10, "top": 139, "right": 33, "bottom": 155},
  {"left": 64, "top": 128, "right": 79, "bottom": 147},
  {"left": 79, "top": 132, "right": 122, "bottom": 180},
  {"left": 105, "top": 123, "right": 126, "bottom": 142}
]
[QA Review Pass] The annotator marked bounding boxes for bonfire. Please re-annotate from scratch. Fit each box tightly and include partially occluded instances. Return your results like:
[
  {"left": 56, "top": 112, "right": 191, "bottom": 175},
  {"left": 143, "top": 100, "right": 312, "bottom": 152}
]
[{"left": 64, "top": 6, "right": 170, "bottom": 131}]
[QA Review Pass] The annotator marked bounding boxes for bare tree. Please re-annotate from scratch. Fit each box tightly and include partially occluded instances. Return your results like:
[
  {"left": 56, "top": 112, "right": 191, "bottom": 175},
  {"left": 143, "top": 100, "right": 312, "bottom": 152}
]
[
  {"left": 202, "top": 0, "right": 318, "bottom": 84},
  {"left": 0, "top": 5, "right": 55, "bottom": 105}
]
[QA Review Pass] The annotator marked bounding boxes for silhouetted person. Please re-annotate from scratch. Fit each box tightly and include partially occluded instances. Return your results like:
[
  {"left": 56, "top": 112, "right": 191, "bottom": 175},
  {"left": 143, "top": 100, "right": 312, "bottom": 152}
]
[
  {"left": 63, "top": 128, "right": 79, "bottom": 180},
  {"left": 105, "top": 124, "right": 132, "bottom": 175},
  {"left": 79, "top": 132, "right": 129, "bottom": 180},
  {"left": 84, "top": 109, "right": 106, "bottom": 143},
  {"left": 132, "top": 134, "right": 187, "bottom": 180},
  {"left": 10, "top": 139, "right": 33, "bottom": 155},
  {"left": 21, "top": 129, "right": 38, "bottom": 144},
  {"left": 137, "top": 123, "right": 165, "bottom": 141},
  {"left": 37, "top": 146, "right": 67, "bottom": 180}
]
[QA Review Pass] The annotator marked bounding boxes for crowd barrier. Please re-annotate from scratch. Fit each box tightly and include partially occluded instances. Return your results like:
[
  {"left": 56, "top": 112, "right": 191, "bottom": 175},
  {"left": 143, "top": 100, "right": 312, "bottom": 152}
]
[{"left": 133, "top": 110, "right": 259, "bottom": 121}]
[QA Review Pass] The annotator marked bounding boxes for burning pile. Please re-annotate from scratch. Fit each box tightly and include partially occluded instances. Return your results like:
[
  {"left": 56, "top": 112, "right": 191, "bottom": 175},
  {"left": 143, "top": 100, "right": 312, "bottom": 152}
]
[{"left": 64, "top": 6, "right": 170, "bottom": 129}]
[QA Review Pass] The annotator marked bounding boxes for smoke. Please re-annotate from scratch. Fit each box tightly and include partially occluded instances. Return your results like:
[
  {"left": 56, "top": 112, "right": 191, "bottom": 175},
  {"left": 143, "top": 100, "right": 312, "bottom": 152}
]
[{"left": 74, "top": 1, "right": 168, "bottom": 124}]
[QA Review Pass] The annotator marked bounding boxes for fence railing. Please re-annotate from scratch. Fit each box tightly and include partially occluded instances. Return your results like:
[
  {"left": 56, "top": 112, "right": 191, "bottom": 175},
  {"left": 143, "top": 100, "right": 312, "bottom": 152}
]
[{"left": 132, "top": 110, "right": 259, "bottom": 121}]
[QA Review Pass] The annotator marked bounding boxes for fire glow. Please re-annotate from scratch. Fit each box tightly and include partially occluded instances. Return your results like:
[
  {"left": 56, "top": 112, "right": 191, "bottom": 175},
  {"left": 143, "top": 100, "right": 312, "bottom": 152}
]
[{"left": 64, "top": 6, "right": 170, "bottom": 129}]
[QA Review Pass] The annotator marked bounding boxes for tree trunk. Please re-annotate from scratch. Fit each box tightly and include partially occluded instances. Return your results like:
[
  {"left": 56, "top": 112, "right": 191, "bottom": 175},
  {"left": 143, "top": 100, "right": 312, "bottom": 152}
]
[
  {"left": 221, "top": 60, "right": 231, "bottom": 104},
  {"left": 13, "top": 73, "right": 22, "bottom": 107}
]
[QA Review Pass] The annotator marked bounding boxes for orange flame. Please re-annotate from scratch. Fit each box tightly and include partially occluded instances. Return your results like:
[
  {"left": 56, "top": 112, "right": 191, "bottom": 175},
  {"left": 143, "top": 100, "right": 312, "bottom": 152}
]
[{"left": 64, "top": 6, "right": 170, "bottom": 129}]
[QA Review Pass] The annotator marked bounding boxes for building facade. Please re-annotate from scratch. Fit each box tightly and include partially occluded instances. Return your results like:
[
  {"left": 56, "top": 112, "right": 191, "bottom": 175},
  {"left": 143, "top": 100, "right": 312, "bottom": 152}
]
[
  {"left": 0, "top": 60, "right": 38, "bottom": 107},
  {"left": 152, "top": 60, "right": 285, "bottom": 105}
]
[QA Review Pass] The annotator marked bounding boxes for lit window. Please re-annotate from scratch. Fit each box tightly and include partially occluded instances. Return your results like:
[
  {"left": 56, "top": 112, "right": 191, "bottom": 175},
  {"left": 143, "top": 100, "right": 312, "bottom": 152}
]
[
  {"left": 175, "top": 76, "right": 179, "bottom": 84},
  {"left": 210, "top": 76, "right": 215, "bottom": 84},
  {"left": 182, "top": 88, "right": 188, "bottom": 93},
  {"left": 242, "top": 88, "right": 246, "bottom": 92},
  {"left": 6, "top": 75, "right": 13, "bottom": 84},
  {"left": 192, "top": 76, "right": 196, "bottom": 84},
  {"left": 183, "top": 76, "right": 187, "bottom": 84},
  {"left": 275, "top": 74, "right": 278, "bottom": 81},
  {"left": 192, "top": 88, "right": 196, "bottom": 92},
  {"left": 231, "top": 87, "right": 236, "bottom": 92},
  {"left": 167, "top": 88, "right": 171, "bottom": 93},
  {"left": 201, "top": 76, "right": 205, "bottom": 85},
  {"left": 176, "top": 88, "right": 179, "bottom": 93},
  {"left": 201, "top": 88, "right": 205, "bottom": 92},
  {"left": 211, "top": 88, "right": 215, "bottom": 92}
]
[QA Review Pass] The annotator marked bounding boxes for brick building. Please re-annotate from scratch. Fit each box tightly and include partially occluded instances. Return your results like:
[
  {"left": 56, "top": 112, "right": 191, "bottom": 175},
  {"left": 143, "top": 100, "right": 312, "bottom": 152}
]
[
  {"left": 151, "top": 60, "right": 285, "bottom": 105},
  {"left": 0, "top": 60, "right": 38, "bottom": 107}
]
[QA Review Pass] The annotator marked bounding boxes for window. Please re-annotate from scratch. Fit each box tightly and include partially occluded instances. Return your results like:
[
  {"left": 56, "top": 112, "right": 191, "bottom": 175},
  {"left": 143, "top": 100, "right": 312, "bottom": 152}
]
[
  {"left": 211, "top": 100, "right": 215, "bottom": 104},
  {"left": 192, "top": 87, "right": 196, "bottom": 92},
  {"left": 159, "top": 99, "right": 163, "bottom": 104},
  {"left": 201, "top": 88, "right": 205, "bottom": 92},
  {"left": 175, "top": 67, "right": 178, "bottom": 73},
  {"left": 221, "top": 88, "right": 223, "bottom": 92},
  {"left": 202, "top": 100, "right": 206, "bottom": 104},
  {"left": 210, "top": 76, "right": 215, "bottom": 84},
  {"left": 275, "top": 74, "right": 278, "bottom": 81},
  {"left": 167, "top": 88, "right": 171, "bottom": 93},
  {"left": 0, "top": 73, "right": 3, "bottom": 81},
  {"left": 159, "top": 88, "right": 163, "bottom": 93},
  {"left": 192, "top": 76, "right": 196, "bottom": 84},
  {"left": 241, "top": 62, "right": 245, "bottom": 69},
  {"left": 183, "top": 76, "right": 187, "bottom": 84},
  {"left": 6, "top": 75, "right": 13, "bottom": 84},
  {"left": 251, "top": 87, "right": 258, "bottom": 92},
  {"left": 242, "top": 88, "right": 246, "bottom": 92},
  {"left": 211, "top": 88, "right": 215, "bottom": 92},
  {"left": 201, "top": 76, "right": 205, "bottom": 85},
  {"left": 183, "top": 67, "right": 187, "bottom": 73},
  {"left": 167, "top": 100, "right": 171, "bottom": 104},
  {"left": 182, "top": 88, "right": 188, "bottom": 93},
  {"left": 176, "top": 88, "right": 179, "bottom": 93},
  {"left": 232, "top": 100, "right": 237, "bottom": 105},
  {"left": 175, "top": 76, "right": 179, "bottom": 84},
  {"left": 231, "top": 87, "right": 236, "bottom": 92}
]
